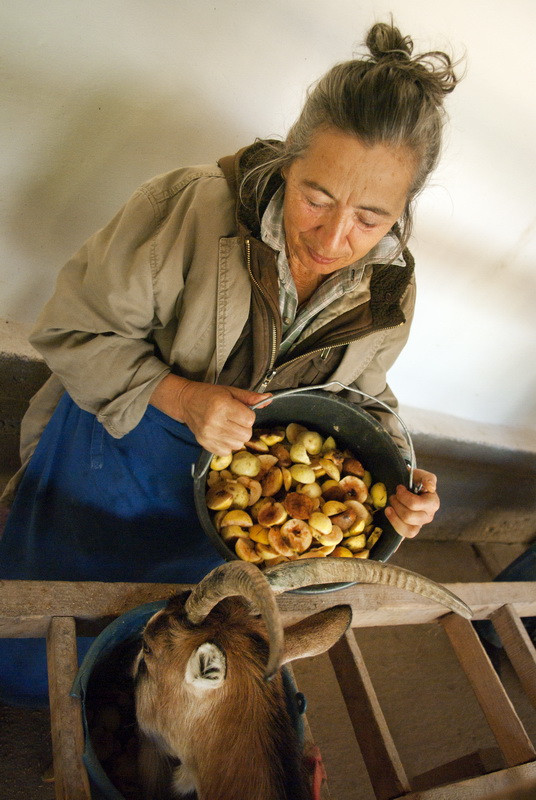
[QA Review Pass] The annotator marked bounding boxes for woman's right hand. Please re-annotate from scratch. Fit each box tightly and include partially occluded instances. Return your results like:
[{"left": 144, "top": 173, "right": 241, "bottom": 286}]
[{"left": 149, "top": 374, "right": 272, "bottom": 454}]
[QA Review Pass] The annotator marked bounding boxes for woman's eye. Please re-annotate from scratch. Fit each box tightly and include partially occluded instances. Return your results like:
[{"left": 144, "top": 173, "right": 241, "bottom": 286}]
[
  {"left": 142, "top": 639, "right": 152, "bottom": 655},
  {"left": 305, "top": 197, "right": 325, "bottom": 209},
  {"left": 358, "top": 216, "right": 377, "bottom": 229}
]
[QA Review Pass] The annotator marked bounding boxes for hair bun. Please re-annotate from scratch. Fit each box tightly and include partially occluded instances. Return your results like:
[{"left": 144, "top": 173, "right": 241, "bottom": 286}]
[
  {"left": 366, "top": 21, "right": 413, "bottom": 62},
  {"left": 363, "top": 20, "right": 459, "bottom": 103}
]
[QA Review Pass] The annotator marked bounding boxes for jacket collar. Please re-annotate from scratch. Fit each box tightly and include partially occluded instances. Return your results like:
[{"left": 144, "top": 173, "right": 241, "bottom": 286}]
[{"left": 218, "top": 141, "right": 284, "bottom": 238}]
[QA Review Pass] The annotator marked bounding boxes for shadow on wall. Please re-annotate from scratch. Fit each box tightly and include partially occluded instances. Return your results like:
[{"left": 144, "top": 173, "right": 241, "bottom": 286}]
[
  {"left": 390, "top": 213, "right": 536, "bottom": 430},
  {"left": 5, "top": 69, "right": 247, "bottom": 324}
]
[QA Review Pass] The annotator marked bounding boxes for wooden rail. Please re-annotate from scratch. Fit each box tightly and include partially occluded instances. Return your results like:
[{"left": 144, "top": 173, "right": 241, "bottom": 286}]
[{"left": 1, "top": 579, "right": 536, "bottom": 800}]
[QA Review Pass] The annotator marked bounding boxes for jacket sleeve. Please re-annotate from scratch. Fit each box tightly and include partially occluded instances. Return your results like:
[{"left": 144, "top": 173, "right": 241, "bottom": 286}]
[
  {"left": 29, "top": 185, "right": 173, "bottom": 438},
  {"left": 342, "top": 278, "right": 416, "bottom": 459}
]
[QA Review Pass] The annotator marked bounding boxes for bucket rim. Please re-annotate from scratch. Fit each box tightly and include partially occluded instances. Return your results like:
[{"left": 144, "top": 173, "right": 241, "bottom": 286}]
[{"left": 193, "top": 388, "right": 408, "bottom": 592}]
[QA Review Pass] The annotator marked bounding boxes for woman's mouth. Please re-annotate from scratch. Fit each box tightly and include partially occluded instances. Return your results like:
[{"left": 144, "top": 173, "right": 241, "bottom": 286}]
[{"left": 306, "top": 246, "right": 339, "bottom": 266}]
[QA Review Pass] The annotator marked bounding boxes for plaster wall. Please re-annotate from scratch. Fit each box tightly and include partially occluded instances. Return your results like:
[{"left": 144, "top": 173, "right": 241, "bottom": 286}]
[{"left": 1, "top": 0, "right": 535, "bottom": 433}]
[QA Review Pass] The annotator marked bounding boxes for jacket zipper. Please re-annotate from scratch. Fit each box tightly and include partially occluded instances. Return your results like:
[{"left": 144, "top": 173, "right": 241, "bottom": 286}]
[
  {"left": 245, "top": 238, "right": 278, "bottom": 389},
  {"left": 256, "top": 321, "right": 404, "bottom": 392},
  {"left": 245, "top": 237, "right": 404, "bottom": 393}
]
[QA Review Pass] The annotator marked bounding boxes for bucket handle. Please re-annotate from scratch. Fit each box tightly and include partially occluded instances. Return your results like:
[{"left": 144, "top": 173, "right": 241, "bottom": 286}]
[
  {"left": 249, "top": 381, "right": 418, "bottom": 491},
  {"left": 193, "top": 381, "right": 419, "bottom": 491}
]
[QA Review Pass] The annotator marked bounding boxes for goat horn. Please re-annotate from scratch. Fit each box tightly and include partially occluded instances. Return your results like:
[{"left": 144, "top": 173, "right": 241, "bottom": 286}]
[
  {"left": 184, "top": 561, "right": 285, "bottom": 679},
  {"left": 263, "top": 558, "right": 472, "bottom": 619}
]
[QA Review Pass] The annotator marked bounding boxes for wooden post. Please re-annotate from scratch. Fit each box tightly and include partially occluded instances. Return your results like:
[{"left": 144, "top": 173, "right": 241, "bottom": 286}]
[
  {"left": 394, "top": 761, "right": 536, "bottom": 799},
  {"left": 491, "top": 603, "right": 536, "bottom": 710},
  {"left": 440, "top": 613, "right": 536, "bottom": 767},
  {"left": 46, "top": 616, "right": 91, "bottom": 800},
  {"left": 329, "top": 630, "right": 411, "bottom": 800}
]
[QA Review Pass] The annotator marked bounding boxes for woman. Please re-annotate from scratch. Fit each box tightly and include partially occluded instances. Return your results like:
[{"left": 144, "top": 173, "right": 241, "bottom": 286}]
[{"left": 0, "top": 21, "right": 459, "bottom": 705}]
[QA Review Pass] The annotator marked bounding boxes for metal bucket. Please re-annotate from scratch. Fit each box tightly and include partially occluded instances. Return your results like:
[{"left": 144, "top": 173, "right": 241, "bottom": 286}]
[
  {"left": 71, "top": 602, "right": 306, "bottom": 800},
  {"left": 193, "top": 383, "right": 416, "bottom": 593}
]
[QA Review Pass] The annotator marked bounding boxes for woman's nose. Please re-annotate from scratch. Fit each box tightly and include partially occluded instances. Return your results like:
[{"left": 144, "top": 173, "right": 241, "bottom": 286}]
[{"left": 316, "top": 212, "right": 352, "bottom": 253}]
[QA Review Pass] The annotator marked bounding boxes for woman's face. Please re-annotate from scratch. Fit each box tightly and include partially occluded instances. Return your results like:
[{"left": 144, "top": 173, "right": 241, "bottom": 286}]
[{"left": 282, "top": 126, "right": 416, "bottom": 280}]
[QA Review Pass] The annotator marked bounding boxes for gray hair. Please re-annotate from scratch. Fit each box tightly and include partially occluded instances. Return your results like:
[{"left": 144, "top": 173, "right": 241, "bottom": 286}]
[{"left": 241, "top": 21, "right": 461, "bottom": 256}]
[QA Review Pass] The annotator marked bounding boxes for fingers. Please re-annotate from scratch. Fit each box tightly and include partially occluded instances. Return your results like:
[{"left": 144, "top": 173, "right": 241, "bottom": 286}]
[
  {"left": 150, "top": 377, "right": 271, "bottom": 454},
  {"left": 198, "top": 424, "right": 251, "bottom": 455},
  {"left": 226, "top": 386, "right": 273, "bottom": 408},
  {"left": 195, "top": 397, "right": 254, "bottom": 454},
  {"left": 183, "top": 384, "right": 271, "bottom": 454},
  {"left": 385, "top": 479, "right": 440, "bottom": 539},
  {"left": 410, "top": 467, "right": 437, "bottom": 493}
]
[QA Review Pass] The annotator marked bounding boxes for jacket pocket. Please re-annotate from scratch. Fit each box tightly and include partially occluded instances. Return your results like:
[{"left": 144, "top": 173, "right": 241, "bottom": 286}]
[{"left": 269, "top": 346, "right": 345, "bottom": 391}]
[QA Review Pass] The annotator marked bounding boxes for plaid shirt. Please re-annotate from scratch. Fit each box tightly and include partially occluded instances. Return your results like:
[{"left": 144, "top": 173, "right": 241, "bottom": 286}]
[{"left": 261, "top": 185, "right": 405, "bottom": 357}]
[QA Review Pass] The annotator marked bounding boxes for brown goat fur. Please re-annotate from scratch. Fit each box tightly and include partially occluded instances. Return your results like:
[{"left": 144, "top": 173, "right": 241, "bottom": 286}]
[{"left": 134, "top": 593, "right": 312, "bottom": 800}]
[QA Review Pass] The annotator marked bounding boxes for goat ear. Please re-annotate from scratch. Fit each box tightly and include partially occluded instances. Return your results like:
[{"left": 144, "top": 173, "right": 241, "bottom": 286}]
[
  {"left": 281, "top": 605, "right": 352, "bottom": 664},
  {"left": 185, "top": 642, "right": 226, "bottom": 689}
]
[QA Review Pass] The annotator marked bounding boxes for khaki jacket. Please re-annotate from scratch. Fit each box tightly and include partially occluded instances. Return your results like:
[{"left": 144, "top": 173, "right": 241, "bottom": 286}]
[{"left": 5, "top": 145, "right": 416, "bottom": 501}]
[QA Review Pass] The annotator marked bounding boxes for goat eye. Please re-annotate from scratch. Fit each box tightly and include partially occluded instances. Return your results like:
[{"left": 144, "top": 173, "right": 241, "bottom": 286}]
[{"left": 142, "top": 639, "right": 152, "bottom": 656}]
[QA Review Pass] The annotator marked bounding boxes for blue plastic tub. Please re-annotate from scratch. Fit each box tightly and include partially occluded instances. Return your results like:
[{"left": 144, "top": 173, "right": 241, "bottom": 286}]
[{"left": 72, "top": 601, "right": 306, "bottom": 799}]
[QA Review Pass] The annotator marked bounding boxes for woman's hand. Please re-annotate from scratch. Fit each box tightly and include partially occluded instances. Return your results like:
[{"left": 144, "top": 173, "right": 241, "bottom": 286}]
[
  {"left": 384, "top": 468, "right": 439, "bottom": 539},
  {"left": 149, "top": 375, "right": 271, "bottom": 454}
]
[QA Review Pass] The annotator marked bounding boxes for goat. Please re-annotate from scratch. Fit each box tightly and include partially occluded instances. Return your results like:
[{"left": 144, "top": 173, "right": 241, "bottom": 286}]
[{"left": 133, "top": 557, "right": 472, "bottom": 800}]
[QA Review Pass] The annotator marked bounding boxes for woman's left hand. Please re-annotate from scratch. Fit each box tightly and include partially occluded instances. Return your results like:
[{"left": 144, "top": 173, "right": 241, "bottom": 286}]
[{"left": 384, "top": 468, "right": 439, "bottom": 539}]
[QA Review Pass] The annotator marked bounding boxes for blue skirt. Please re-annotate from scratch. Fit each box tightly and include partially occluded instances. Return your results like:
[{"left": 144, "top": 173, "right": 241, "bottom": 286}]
[{"left": 0, "top": 393, "right": 223, "bottom": 706}]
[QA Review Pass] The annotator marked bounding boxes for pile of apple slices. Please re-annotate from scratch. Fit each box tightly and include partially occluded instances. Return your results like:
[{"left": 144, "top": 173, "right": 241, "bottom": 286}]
[{"left": 205, "top": 423, "right": 388, "bottom": 566}]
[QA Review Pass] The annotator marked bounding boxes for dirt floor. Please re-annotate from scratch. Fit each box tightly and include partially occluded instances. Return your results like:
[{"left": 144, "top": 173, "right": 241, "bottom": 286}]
[{"left": 0, "top": 704, "right": 55, "bottom": 800}]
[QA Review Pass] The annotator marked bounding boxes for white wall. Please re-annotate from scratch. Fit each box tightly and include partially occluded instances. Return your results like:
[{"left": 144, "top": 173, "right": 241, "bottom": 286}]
[{"left": 1, "top": 0, "right": 535, "bottom": 432}]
